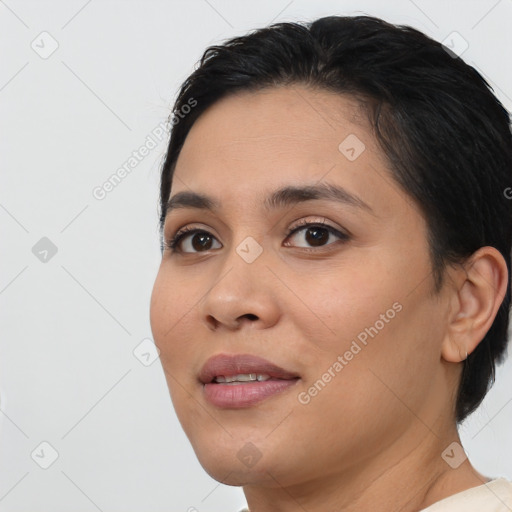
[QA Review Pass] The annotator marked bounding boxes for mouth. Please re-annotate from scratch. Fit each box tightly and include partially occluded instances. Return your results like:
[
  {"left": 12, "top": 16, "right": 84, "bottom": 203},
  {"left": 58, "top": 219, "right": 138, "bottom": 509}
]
[
  {"left": 199, "top": 353, "right": 300, "bottom": 408},
  {"left": 213, "top": 373, "right": 278, "bottom": 384}
]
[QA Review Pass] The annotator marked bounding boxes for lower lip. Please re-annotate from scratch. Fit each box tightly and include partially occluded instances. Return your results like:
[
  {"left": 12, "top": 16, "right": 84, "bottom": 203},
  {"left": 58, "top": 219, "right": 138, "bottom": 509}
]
[{"left": 203, "top": 379, "right": 300, "bottom": 408}]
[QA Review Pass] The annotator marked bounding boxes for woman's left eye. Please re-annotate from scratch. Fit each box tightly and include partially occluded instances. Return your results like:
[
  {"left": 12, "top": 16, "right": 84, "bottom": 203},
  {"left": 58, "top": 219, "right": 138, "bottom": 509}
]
[
  {"left": 283, "top": 220, "right": 349, "bottom": 249},
  {"left": 163, "top": 220, "right": 349, "bottom": 254}
]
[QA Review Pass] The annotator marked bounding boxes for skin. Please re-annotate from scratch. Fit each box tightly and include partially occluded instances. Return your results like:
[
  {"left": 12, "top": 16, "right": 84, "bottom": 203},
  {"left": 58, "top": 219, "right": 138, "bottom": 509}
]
[{"left": 149, "top": 85, "right": 509, "bottom": 512}]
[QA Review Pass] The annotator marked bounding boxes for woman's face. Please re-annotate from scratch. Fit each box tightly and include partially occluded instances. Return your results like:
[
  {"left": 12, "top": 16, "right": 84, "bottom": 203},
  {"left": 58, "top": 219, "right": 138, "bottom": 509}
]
[{"left": 150, "top": 85, "right": 455, "bottom": 488}]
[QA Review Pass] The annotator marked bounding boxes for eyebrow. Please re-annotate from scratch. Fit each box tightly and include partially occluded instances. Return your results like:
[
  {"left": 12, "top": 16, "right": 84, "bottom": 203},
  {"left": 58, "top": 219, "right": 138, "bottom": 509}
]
[{"left": 164, "top": 182, "right": 374, "bottom": 220}]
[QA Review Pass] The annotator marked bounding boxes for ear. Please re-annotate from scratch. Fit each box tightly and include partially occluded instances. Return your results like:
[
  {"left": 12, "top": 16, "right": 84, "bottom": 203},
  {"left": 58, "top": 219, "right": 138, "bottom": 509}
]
[{"left": 441, "top": 246, "right": 509, "bottom": 363}]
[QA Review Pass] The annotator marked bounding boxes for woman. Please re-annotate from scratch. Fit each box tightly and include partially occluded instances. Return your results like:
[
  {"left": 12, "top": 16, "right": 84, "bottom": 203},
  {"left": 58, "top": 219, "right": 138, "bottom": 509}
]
[{"left": 150, "top": 15, "right": 512, "bottom": 511}]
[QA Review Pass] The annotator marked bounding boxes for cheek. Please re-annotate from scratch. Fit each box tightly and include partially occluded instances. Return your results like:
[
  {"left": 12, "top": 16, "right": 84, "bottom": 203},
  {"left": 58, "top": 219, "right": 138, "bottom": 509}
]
[
  {"left": 287, "top": 298, "right": 439, "bottom": 465},
  {"left": 281, "top": 258, "right": 400, "bottom": 354},
  {"left": 150, "top": 269, "right": 175, "bottom": 345},
  {"left": 287, "top": 254, "right": 440, "bottom": 408},
  {"left": 150, "top": 271, "right": 205, "bottom": 428},
  {"left": 150, "top": 261, "right": 202, "bottom": 335},
  {"left": 149, "top": 266, "right": 199, "bottom": 374}
]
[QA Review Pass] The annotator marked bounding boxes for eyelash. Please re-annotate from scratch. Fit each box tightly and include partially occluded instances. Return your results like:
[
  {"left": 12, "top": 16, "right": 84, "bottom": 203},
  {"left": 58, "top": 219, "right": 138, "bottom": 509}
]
[{"left": 163, "top": 218, "right": 350, "bottom": 254}]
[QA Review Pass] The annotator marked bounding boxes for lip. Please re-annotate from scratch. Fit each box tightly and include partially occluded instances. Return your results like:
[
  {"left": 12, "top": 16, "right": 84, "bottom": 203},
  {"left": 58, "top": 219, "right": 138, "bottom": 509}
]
[
  {"left": 199, "top": 353, "right": 300, "bottom": 384},
  {"left": 199, "top": 353, "right": 300, "bottom": 408}
]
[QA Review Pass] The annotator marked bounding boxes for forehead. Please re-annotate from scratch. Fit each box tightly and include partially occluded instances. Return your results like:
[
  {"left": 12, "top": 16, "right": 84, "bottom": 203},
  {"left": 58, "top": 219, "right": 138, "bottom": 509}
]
[
  {"left": 170, "top": 85, "right": 412, "bottom": 219},
  {"left": 178, "top": 85, "right": 375, "bottom": 170}
]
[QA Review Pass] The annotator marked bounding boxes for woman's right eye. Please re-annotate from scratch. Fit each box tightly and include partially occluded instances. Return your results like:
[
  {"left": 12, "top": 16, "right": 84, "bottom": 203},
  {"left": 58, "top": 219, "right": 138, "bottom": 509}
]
[{"left": 164, "top": 227, "right": 222, "bottom": 253}]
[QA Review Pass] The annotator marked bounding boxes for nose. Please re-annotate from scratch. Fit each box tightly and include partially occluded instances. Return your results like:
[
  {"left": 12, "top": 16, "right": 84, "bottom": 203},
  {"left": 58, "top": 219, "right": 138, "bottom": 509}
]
[{"left": 198, "top": 244, "right": 281, "bottom": 332}]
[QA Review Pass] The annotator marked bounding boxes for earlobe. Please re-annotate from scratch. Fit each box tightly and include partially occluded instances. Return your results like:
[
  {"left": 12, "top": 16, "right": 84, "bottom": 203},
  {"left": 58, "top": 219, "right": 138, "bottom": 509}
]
[{"left": 441, "top": 246, "right": 509, "bottom": 364}]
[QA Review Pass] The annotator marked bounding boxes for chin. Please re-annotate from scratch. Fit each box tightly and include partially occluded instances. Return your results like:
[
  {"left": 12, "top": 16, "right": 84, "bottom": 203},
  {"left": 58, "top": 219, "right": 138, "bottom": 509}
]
[
  {"left": 200, "top": 462, "right": 271, "bottom": 487},
  {"left": 187, "top": 433, "right": 282, "bottom": 486}
]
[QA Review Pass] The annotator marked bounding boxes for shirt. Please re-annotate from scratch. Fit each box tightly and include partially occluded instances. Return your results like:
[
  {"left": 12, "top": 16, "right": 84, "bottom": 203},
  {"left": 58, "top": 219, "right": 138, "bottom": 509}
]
[
  {"left": 237, "top": 477, "right": 512, "bottom": 511},
  {"left": 419, "top": 477, "right": 512, "bottom": 511}
]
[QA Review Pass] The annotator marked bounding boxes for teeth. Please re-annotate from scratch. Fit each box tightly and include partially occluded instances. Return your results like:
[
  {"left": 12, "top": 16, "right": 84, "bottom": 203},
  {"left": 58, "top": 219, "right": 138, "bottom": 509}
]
[{"left": 214, "top": 373, "right": 272, "bottom": 383}]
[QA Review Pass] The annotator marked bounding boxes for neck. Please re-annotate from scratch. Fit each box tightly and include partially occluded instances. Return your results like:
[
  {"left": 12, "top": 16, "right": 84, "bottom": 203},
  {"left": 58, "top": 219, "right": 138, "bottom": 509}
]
[{"left": 242, "top": 421, "right": 487, "bottom": 512}]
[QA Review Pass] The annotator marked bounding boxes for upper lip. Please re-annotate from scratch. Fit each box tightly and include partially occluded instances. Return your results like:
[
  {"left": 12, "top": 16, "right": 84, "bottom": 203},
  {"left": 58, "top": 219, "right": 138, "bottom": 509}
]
[{"left": 199, "top": 353, "right": 300, "bottom": 384}]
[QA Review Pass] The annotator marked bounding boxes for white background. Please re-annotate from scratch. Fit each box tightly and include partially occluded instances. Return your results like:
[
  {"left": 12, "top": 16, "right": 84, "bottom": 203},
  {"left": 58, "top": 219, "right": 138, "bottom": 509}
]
[{"left": 1, "top": 1, "right": 511, "bottom": 511}]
